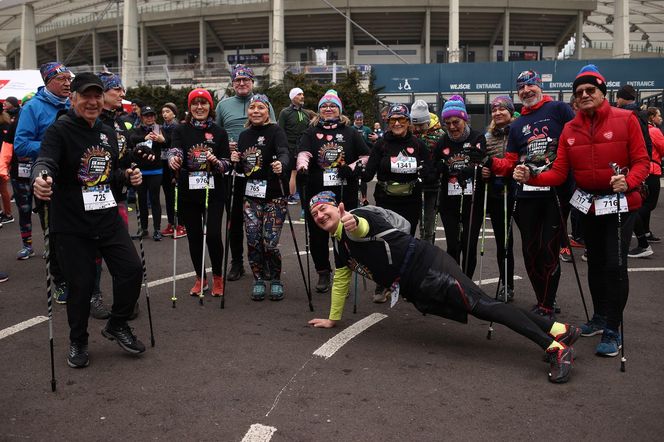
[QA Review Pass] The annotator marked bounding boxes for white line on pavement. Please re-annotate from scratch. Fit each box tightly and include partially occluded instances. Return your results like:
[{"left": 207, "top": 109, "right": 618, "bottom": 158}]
[
  {"left": 241, "top": 424, "right": 277, "bottom": 442},
  {"left": 146, "top": 267, "right": 212, "bottom": 288},
  {"left": 628, "top": 267, "right": 664, "bottom": 272},
  {"left": 474, "top": 276, "right": 523, "bottom": 285},
  {"left": 0, "top": 316, "right": 48, "bottom": 341},
  {"left": 313, "top": 313, "right": 388, "bottom": 359}
]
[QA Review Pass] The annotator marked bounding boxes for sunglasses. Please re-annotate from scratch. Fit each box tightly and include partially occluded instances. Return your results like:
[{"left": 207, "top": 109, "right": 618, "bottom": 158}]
[
  {"left": 388, "top": 117, "right": 408, "bottom": 125},
  {"left": 574, "top": 86, "right": 597, "bottom": 99}
]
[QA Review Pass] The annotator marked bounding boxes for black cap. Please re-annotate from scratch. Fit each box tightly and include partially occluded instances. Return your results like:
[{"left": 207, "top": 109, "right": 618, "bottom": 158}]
[
  {"left": 70, "top": 72, "right": 103, "bottom": 93},
  {"left": 141, "top": 105, "right": 156, "bottom": 115},
  {"left": 616, "top": 85, "right": 636, "bottom": 101}
]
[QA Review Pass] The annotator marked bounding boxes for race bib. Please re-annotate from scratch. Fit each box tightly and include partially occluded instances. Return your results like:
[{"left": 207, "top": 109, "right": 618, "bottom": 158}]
[
  {"left": 594, "top": 194, "right": 628, "bottom": 216},
  {"left": 390, "top": 155, "right": 417, "bottom": 174},
  {"left": 82, "top": 184, "right": 117, "bottom": 211},
  {"left": 245, "top": 179, "right": 267, "bottom": 198},
  {"left": 18, "top": 162, "right": 32, "bottom": 179},
  {"left": 323, "top": 168, "right": 346, "bottom": 187},
  {"left": 390, "top": 282, "right": 400, "bottom": 308},
  {"left": 570, "top": 189, "right": 592, "bottom": 214},
  {"left": 522, "top": 184, "right": 550, "bottom": 192},
  {"left": 448, "top": 178, "right": 473, "bottom": 196},
  {"left": 189, "top": 171, "right": 215, "bottom": 190}
]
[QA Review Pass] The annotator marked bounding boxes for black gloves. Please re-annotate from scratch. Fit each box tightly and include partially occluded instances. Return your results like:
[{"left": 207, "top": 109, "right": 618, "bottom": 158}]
[{"left": 337, "top": 165, "right": 354, "bottom": 180}]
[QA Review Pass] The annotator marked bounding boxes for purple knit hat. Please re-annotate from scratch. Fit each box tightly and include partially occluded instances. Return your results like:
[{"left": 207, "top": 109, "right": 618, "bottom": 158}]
[
  {"left": 40, "top": 62, "right": 71, "bottom": 85},
  {"left": 490, "top": 96, "right": 515, "bottom": 114},
  {"left": 441, "top": 95, "right": 468, "bottom": 121},
  {"left": 318, "top": 89, "right": 343, "bottom": 113}
]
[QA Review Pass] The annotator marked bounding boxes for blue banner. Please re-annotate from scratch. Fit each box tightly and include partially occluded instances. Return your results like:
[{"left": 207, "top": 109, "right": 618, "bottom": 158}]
[{"left": 373, "top": 58, "right": 664, "bottom": 93}]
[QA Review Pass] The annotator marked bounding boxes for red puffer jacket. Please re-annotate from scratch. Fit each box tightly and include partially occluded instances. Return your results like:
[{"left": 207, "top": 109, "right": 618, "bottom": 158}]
[{"left": 528, "top": 99, "right": 650, "bottom": 212}]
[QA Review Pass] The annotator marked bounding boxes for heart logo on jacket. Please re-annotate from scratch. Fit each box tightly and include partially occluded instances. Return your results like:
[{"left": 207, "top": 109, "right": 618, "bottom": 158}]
[
  {"left": 406, "top": 147, "right": 414, "bottom": 155},
  {"left": 568, "top": 138, "right": 575, "bottom": 146},
  {"left": 316, "top": 133, "right": 324, "bottom": 140},
  {"left": 604, "top": 132, "right": 613, "bottom": 140},
  {"left": 443, "top": 147, "right": 450, "bottom": 156},
  {"left": 326, "top": 135, "right": 333, "bottom": 141}
]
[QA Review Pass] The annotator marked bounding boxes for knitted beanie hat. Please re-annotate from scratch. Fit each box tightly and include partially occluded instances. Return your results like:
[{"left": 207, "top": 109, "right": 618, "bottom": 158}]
[
  {"left": 572, "top": 64, "right": 607, "bottom": 96},
  {"left": 410, "top": 100, "right": 430, "bottom": 125},
  {"left": 318, "top": 89, "right": 343, "bottom": 113},
  {"left": 442, "top": 95, "right": 468, "bottom": 121},
  {"left": 491, "top": 95, "right": 515, "bottom": 114}
]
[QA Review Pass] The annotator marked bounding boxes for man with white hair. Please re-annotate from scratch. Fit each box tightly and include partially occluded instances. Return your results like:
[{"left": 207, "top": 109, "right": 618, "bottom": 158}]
[{"left": 278, "top": 87, "right": 312, "bottom": 207}]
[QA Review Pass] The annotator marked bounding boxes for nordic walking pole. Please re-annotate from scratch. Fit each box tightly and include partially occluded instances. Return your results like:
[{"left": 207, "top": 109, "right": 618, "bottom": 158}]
[
  {"left": 131, "top": 164, "right": 155, "bottom": 347},
  {"left": 610, "top": 162, "right": 627, "bottom": 372},
  {"left": 220, "top": 170, "right": 235, "bottom": 309},
  {"left": 503, "top": 181, "right": 509, "bottom": 301},
  {"left": 278, "top": 177, "right": 314, "bottom": 311},
  {"left": 302, "top": 182, "right": 312, "bottom": 300},
  {"left": 431, "top": 172, "right": 443, "bottom": 244},
  {"left": 38, "top": 171, "right": 56, "bottom": 392},
  {"left": 477, "top": 181, "right": 489, "bottom": 288},
  {"left": 171, "top": 180, "right": 179, "bottom": 308},
  {"left": 353, "top": 271, "right": 359, "bottom": 314},
  {"left": 488, "top": 181, "right": 520, "bottom": 340},
  {"left": 199, "top": 166, "right": 211, "bottom": 306},
  {"left": 552, "top": 189, "right": 590, "bottom": 322},
  {"left": 463, "top": 166, "right": 478, "bottom": 275}
]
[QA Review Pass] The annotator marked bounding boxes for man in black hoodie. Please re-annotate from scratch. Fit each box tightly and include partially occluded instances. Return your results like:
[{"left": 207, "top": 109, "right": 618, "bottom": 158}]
[{"left": 32, "top": 73, "right": 146, "bottom": 369}]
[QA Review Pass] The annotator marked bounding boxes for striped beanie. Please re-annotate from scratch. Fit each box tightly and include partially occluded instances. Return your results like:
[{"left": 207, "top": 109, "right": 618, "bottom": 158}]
[
  {"left": 572, "top": 64, "right": 607, "bottom": 96},
  {"left": 318, "top": 89, "right": 343, "bottom": 113},
  {"left": 442, "top": 95, "right": 468, "bottom": 121}
]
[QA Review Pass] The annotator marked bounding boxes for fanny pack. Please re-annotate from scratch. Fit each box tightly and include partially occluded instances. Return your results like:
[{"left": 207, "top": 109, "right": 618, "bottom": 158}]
[{"left": 378, "top": 180, "right": 416, "bottom": 197}]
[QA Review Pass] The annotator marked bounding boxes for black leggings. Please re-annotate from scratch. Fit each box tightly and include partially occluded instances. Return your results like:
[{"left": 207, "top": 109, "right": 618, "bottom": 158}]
[
  {"left": 633, "top": 173, "right": 660, "bottom": 241},
  {"left": 583, "top": 211, "right": 636, "bottom": 331},
  {"left": 227, "top": 175, "right": 246, "bottom": 265},
  {"left": 514, "top": 197, "right": 562, "bottom": 309},
  {"left": 486, "top": 194, "right": 515, "bottom": 289},
  {"left": 439, "top": 188, "right": 485, "bottom": 278},
  {"left": 137, "top": 174, "right": 162, "bottom": 231},
  {"left": 180, "top": 197, "right": 224, "bottom": 277},
  {"left": 412, "top": 248, "right": 555, "bottom": 349},
  {"left": 162, "top": 162, "right": 175, "bottom": 225}
]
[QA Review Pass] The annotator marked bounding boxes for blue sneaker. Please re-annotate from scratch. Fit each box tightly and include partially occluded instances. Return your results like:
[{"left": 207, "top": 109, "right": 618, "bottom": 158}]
[
  {"left": 269, "top": 280, "right": 284, "bottom": 301},
  {"left": 596, "top": 328, "right": 622, "bottom": 357},
  {"left": 251, "top": 280, "right": 266, "bottom": 301},
  {"left": 54, "top": 283, "right": 69, "bottom": 304},
  {"left": 580, "top": 314, "right": 606, "bottom": 337},
  {"left": 17, "top": 246, "right": 35, "bottom": 260},
  {"left": 288, "top": 192, "right": 300, "bottom": 205}
]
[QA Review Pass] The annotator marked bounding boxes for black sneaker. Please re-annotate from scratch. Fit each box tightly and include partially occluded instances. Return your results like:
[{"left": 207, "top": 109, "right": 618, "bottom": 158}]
[
  {"left": 546, "top": 345, "right": 574, "bottom": 384},
  {"left": 90, "top": 293, "right": 111, "bottom": 320},
  {"left": 227, "top": 262, "right": 245, "bottom": 281},
  {"left": 316, "top": 270, "right": 331, "bottom": 293},
  {"left": 497, "top": 286, "right": 514, "bottom": 303},
  {"left": 0, "top": 212, "right": 14, "bottom": 224},
  {"left": 102, "top": 322, "right": 146, "bottom": 354},
  {"left": 67, "top": 342, "right": 89, "bottom": 368},
  {"left": 645, "top": 232, "right": 661, "bottom": 243},
  {"left": 627, "top": 245, "right": 653, "bottom": 258},
  {"left": 559, "top": 247, "right": 572, "bottom": 262},
  {"left": 551, "top": 324, "right": 582, "bottom": 347},
  {"left": 131, "top": 229, "right": 148, "bottom": 240}
]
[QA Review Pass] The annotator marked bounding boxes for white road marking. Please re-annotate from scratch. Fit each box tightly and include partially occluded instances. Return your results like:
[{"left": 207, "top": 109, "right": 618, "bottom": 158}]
[
  {"left": 313, "top": 313, "right": 387, "bottom": 359},
  {"left": 628, "top": 267, "right": 664, "bottom": 272},
  {"left": 265, "top": 358, "right": 312, "bottom": 417},
  {"left": 474, "top": 276, "right": 523, "bottom": 285},
  {"left": 241, "top": 424, "right": 277, "bottom": 442},
  {"left": 146, "top": 267, "right": 212, "bottom": 288},
  {"left": 0, "top": 316, "right": 48, "bottom": 340}
]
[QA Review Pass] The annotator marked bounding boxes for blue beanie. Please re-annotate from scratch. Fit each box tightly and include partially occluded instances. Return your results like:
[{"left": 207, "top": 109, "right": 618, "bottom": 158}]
[{"left": 442, "top": 95, "right": 468, "bottom": 121}]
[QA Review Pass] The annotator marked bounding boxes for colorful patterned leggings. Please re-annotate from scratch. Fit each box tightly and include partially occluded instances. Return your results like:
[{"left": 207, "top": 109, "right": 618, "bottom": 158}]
[{"left": 243, "top": 197, "right": 287, "bottom": 281}]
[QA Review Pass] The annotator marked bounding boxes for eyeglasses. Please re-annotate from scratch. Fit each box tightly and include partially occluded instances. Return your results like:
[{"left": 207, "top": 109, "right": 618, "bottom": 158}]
[
  {"left": 388, "top": 117, "right": 408, "bottom": 125},
  {"left": 574, "top": 86, "right": 597, "bottom": 99},
  {"left": 233, "top": 78, "right": 252, "bottom": 84},
  {"left": 53, "top": 75, "right": 72, "bottom": 83},
  {"left": 444, "top": 119, "right": 464, "bottom": 127},
  {"left": 320, "top": 104, "right": 338, "bottom": 110}
]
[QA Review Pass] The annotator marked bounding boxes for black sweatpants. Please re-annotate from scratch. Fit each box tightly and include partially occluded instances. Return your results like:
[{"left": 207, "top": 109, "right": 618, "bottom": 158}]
[
  {"left": 137, "top": 173, "right": 162, "bottom": 231},
  {"left": 305, "top": 183, "right": 359, "bottom": 272},
  {"left": 514, "top": 197, "right": 563, "bottom": 309},
  {"left": 180, "top": 197, "right": 224, "bottom": 277},
  {"left": 582, "top": 211, "right": 636, "bottom": 331},
  {"left": 410, "top": 248, "right": 555, "bottom": 350},
  {"left": 486, "top": 194, "right": 515, "bottom": 289},
  {"left": 55, "top": 228, "right": 142, "bottom": 344},
  {"left": 439, "top": 188, "right": 485, "bottom": 278}
]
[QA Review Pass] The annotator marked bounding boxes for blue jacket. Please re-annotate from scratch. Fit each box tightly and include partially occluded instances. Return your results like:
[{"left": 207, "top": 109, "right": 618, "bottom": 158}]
[{"left": 14, "top": 86, "right": 70, "bottom": 160}]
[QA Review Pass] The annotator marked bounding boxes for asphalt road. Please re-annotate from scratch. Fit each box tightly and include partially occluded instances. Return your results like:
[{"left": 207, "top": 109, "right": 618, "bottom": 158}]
[{"left": 1, "top": 183, "right": 663, "bottom": 441}]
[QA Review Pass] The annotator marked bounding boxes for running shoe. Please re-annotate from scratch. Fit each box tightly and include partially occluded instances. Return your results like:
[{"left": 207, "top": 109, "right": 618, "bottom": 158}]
[
  {"left": 54, "top": 283, "right": 68, "bottom": 304},
  {"left": 645, "top": 232, "right": 661, "bottom": 243},
  {"left": 581, "top": 250, "right": 588, "bottom": 262},
  {"left": 569, "top": 238, "right": 584, "bottom": 248},
  {"left": 546, "top": 344, "right": 574, "bottom": 384},
  {"left": 0, "top": 212, "right": 14, "bottom": 224},
  {"left": 531, "top": 304, "right": 556, "bottom": 320},
  {"left": 175, "top": 225, "right": 187, "bottom": 238},
  {"left": 316, "top": 271, "right": 331, "bottom": 293},
  {"left": 372, "top": 285, "right": 390, "bottom": 303},
  {"left": 287, "top": 192, "right": 300, "bottom": 205},
  {"left": 559, "top": 247, "right": 572, "bottom": 262},
  {"left": 627, "top": 245, "right": 653, "bottom": 258},
  {"left": 90, "top": 293, "right": 111, "bottom": 320},
  {"left": 131, "top": 229, "right": 148, "bottom": 240},
  {"left": 102, "top": 322, "right": 146, "bottom": 354},
  {"left": 580, "top": 314, "right": 606, "bottom": 337},
  {"left": 596, "top": 328, "right": 622, "bottom": 357},
  {"left": 189, "top": 278, "right": 208, "bottom": 296},
  {"left": 67, "top": 342, "right": 90, "bottom": 368},
  {"left": 228, "top": 262, "right": 245, "bottom": 281},
  {"left": 152, "top": 230, "right": 163, "bottom": 241},
  {"left": 0, "top": 272, "right": 8, "bottom": 283},
  {"left": 270, "top": 280, "right": 284, "bottom": 301},
  {"left": 161, "top": 224, "right": 174, "bottom": 237},
  {"left": 497, "top": 286, "right": 514, "bottom": 303},
  {"left": 16, "top": 246, "right": 35, "bottom": 260},
  {"left": 252, "top": 280, "right": 266, "bottom": 301},
  {"left": 551, "top": 324, "right": 582, "bottom": 347},
  {"left": 212, "top": 275, "right": 224, "bottom": 297}
]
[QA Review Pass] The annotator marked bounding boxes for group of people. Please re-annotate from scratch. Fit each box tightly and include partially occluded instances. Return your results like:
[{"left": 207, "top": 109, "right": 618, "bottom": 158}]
[{"left": 0, "top": 60, "right": 660, "bottom": 385}]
